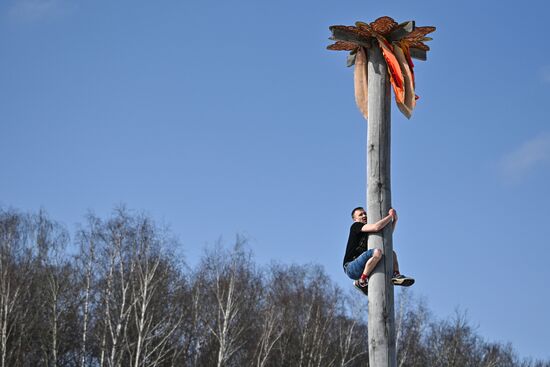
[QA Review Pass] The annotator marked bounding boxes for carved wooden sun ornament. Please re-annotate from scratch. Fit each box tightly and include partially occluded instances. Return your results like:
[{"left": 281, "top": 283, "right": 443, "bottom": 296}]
[{"left": 328, "top": 16, "right": 435, "bottom": 119}]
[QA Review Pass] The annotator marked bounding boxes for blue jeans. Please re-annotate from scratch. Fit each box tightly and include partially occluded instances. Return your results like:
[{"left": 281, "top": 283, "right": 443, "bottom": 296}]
[{"left": 344, "top": 249, "right": 375, "bottom": 280}]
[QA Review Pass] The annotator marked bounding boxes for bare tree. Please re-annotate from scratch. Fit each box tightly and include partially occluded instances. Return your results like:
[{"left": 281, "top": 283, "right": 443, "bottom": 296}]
[
  {"left": 253, "top": 267, "right": 287, "bottom": 367},
  {"left": 83, "top": 209, "right": 186, "bottom": 367},
  {"left": 32, "top": 210, "right": 77, "bottom": 367},
  {"left": 266, "top": 263, "right": 366, "bottom": 367},
  {"left": 75, "top": 214, "right": 102, "bottom": 367},
  {"left": 480, "top": 342, "right": 517, "bottom": 367},
  {"left": 175, "top": 271, "right": 207, "bottom": 367},
  {"left": 199, "top": 239, "right": 261, "bottom": 367},
  {"left": 424, "top": 310, "right": 484, "bottom": 367},
  {"left": 254, "top": 302, "right": 284, "bottom": 367},
  {"left": 0, "top": 210, "right": 34, "bottom": 367},
  {"left": 96, "top": 209, "right": 137, "bottom": 367},
  {"left": 335, "top": 292, "right": 369, "bottom": 367},
  {"left": 395, "top": 290, "right": 429, "bottom": 367},
  {"left": 127, "top": 218, "right": 184, "bottom": 367},
  {"left": 295, "top": 269, "right": 340, "bottom": 367}
]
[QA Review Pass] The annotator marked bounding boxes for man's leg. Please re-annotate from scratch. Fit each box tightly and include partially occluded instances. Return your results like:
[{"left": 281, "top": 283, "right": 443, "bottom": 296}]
[
  {"left": 362, "top": 248, "right": 383, "bottom": 278},
  {"left": 391, "top": 250, "right": 415, "bottom": 287},
  {"left": 357, "top": 248, "right": 383, "bottom": 288},
  {"left": 353, "top": 248, "right": 382, "bottom": 295},
  {"left": 393, "top": 250, "right": 400, "bottom": 275}
]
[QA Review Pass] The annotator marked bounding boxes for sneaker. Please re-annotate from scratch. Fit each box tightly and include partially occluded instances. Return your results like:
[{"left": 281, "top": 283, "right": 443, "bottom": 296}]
[
  {"left": 353, "top": 279, "right": 369, "bottom": 296},
  {"left": 392, "top": 274, "right": 415, "bottom": 287}
]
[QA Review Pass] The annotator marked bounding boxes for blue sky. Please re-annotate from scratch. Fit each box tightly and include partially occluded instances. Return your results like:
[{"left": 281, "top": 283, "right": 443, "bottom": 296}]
[{"left": 1, "top": 0, "right": 549, "bottom": 360}]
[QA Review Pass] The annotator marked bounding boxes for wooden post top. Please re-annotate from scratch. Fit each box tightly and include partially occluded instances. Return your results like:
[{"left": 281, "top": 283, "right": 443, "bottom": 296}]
[{"left": 327, "top": 16, "right": 435, "bottom": 120}]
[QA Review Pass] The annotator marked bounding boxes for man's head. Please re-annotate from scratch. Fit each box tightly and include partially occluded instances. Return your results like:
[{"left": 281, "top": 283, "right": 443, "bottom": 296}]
[{"left": 351, "top": 207, "right": 367, "bottom": 224}]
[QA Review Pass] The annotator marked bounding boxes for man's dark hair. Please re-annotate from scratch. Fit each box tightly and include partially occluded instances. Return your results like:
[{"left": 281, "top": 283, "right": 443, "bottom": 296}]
[{"left": 351, "top": 207, "right": 365, "bottom": 218}]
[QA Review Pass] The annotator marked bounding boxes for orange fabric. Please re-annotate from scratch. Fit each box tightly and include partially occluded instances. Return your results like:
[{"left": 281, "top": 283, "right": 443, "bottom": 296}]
[
  {"left": 378, "top": 39, "right": 405, "bottom": 105},
  {"left": 398, "top": 42, "right": 416, "bottom": 88},
  {"left": 392, "top": 44, "right": 415, "bottom": 119},
  {"left": 397, "top": 41, "right": 421, "bottom": 102}
]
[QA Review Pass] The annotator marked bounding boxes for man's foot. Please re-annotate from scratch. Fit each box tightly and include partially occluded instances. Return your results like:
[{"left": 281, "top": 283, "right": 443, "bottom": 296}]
[
  {"left": 392, "top": 274, "right": 415, "bottom": 287},
  {"left": 353, "top": 279, "right": 368, "bottom": 296}
]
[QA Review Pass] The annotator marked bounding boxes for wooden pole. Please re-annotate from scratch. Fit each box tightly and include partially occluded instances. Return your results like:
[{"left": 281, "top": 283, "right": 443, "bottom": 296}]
[{"left": 366, "top": 42, "right": 396, "bottom": 367}]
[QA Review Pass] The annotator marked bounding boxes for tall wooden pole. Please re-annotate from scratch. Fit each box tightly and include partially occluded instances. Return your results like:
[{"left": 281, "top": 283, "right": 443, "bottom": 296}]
[
  {"left": 366, "top": 42, "right": 396, "bottom": 367},
  {"left": 328, "top": 15, "right": 435, "bottom": 367}
]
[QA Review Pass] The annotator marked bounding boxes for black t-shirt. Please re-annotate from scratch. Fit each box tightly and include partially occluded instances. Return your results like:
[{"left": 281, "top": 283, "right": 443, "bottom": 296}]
[{"left": 343, "top": 222, "right": 368, "bottom": 267}]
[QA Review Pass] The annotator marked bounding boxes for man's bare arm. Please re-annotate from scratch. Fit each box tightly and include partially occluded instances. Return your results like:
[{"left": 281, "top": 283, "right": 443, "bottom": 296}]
[{"left": 360, "top": 212, "right": 394, "bottom": 233}]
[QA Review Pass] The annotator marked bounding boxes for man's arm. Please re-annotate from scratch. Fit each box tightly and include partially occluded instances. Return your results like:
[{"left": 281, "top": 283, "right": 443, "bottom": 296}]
[
  {"left": 390, "top": 208, "right": 398, "bottom": 233},
  {"left": 360, "top": 211, "right": 395, "bottom": 233}
]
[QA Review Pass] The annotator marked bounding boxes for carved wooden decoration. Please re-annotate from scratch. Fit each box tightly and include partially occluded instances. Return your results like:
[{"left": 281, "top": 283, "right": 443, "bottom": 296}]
[{"left": 328, "top": 16, "right": 435, "bottom": 119}]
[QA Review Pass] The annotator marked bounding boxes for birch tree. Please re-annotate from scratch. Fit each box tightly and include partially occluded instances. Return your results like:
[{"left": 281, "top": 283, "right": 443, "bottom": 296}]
[
  {"left": 0, "top": 210, "right": 33, "bottom": 367},
  {"left": 335, "top": 293, "right": 369, "bottom": 367},
  {"left": 395, "top": 291, "right": 429, "bottom": 367},
  {"left": 127, "top": 218, "right": 184, "bottom": 367},
  {"left": 32, "top": 210, "right": 78, "bottom": 367},
  {"left": 75, "top": 214, "right": 102, "bottom": 367},
  {"left": 200, "top": 240, "right": 261, "bottom": 367},
  {"left": 176, "top": 271, "right": 207, "bottom": 367},
  {"left": 254, "top": 301, "right": 284, "bottom": 367},
  {"left": 96, "top": 209, "right": 137, "bottom": 367}
]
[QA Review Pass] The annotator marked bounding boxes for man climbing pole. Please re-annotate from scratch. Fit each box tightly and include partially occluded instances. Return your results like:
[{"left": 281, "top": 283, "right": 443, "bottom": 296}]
[{"left": 342, "top": 207, "right": 414, "bottom": 296}]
